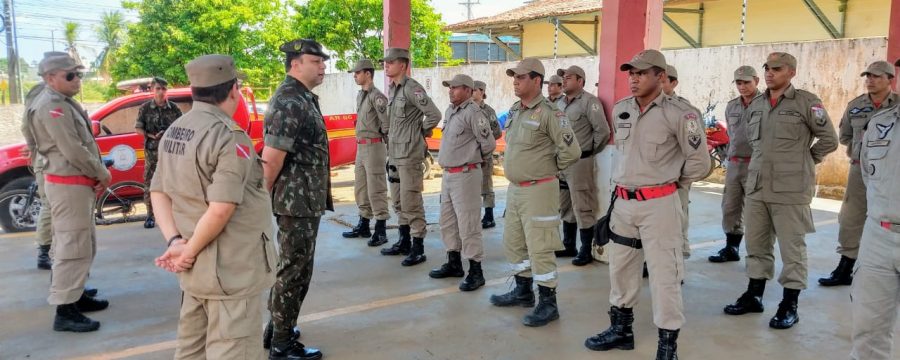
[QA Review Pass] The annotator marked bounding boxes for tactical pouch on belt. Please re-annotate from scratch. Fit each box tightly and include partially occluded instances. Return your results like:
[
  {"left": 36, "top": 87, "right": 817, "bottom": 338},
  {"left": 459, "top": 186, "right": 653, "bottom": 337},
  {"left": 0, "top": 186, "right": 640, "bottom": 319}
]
[{"left": 594, "top": 192, "right": 643, "bottom": 249}]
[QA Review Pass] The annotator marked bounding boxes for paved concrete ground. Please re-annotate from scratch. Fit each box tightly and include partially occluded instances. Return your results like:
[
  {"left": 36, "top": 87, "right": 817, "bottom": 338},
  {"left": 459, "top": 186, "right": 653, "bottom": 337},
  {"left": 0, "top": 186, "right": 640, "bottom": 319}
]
[{"left": 0, "top": 174, "right": 895, "bottom": 360}]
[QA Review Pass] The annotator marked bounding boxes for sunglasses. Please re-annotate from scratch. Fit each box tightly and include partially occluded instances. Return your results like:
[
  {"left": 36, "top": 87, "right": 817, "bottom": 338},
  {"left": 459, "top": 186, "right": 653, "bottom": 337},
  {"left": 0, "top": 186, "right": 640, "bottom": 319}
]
[{"left": 65, "top": 71, "right": 84, "bottom": 81}]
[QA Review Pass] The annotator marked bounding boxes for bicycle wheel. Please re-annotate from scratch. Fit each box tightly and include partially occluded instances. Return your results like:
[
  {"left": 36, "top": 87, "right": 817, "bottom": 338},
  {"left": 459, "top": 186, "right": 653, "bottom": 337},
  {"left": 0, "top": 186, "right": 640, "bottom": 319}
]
[
  {"left": 95, "top": 181, "right": 148, "bottom": 226},
  {"left": 0, "top": 189, "right": 40, "bottom": 232}
]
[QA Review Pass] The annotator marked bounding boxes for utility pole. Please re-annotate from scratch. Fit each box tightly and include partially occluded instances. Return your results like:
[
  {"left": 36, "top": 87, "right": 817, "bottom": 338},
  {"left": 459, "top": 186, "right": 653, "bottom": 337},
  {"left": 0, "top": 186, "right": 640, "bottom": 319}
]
[
  {"left": 3, "top": 0, "right": 18, "bottom": 104},
  {"left": 459, "top": 0, "right": 479, "bottom": 20},
  {"left": 51, "top": 30, "right": 55, "bottom": 51}
]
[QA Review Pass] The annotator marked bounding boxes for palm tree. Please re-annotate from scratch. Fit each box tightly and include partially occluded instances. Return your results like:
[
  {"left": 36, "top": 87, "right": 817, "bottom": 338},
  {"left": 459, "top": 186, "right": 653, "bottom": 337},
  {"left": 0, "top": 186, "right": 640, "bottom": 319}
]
[
  {"left": 95, "top": 11, "right": 125, "bottom": 80},
  {"left": 63, "top": 21, "right": 83, "bottom": 67}
]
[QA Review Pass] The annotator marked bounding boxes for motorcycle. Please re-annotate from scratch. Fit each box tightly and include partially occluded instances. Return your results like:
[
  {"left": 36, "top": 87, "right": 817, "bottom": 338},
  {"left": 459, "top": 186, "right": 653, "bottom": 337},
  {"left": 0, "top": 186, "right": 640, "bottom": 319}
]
[{"left": 703, "top": 103, "right": 729, "bottom": 179}]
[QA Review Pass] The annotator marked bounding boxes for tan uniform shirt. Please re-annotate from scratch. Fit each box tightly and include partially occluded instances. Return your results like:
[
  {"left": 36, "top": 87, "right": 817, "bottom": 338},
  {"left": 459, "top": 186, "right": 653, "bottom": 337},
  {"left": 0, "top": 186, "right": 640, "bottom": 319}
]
[
  {"left": 548, "top": 95, "right": 565, "bottom": 110},
  {"left": 725, "top": 91, "right": 760, "bottom": 158},
  {"left": 25, "top": 87, "right": 110, "bottom": 183},
  {"left": 22, "top": 82, "right": 47, "bottom": 170},
  {"left": 387, "top": 76, "right": 442, "bottom": 165},
  {"left": 839, "top": 92, "right": 899, "bottom": 161},
  {"left": 150, "top": 102, "right": 276, "bottom": 300},
  {"left": 503, "top": 95, "right": 581, "bottom": 183},
  {"left": 480, "top": 103, "right": 502, "bottom": 140},
  {"left": 438, "top": 98, "right": 496, "bottom": 168},
  {"left": 356, "top": 86, "right": 389, "bottom": 139},
  {"left": 861, "top": 103, "right": 900, "bottom": 223},
  {"left": 744, "top": 85, "right": 839, "bottom": 205},
  {"left": 611, "top": 92, "right": 709, "bottom": 187},
  {"left": 561, "top": 90, "right": 610, "bottom": 155}
]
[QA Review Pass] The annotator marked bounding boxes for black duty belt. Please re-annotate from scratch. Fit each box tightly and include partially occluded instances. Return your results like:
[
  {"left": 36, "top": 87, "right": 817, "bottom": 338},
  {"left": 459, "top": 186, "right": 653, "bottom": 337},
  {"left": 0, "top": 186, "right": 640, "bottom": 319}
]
[{"left": 610, "top": 232, "right": 642, "bottom": 249}]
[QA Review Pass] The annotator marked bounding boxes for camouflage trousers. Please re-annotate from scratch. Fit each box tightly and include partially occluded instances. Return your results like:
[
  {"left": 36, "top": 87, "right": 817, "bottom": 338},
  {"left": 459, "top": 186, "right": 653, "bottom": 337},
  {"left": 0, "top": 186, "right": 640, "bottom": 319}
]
[
  {"left": 143, "top": 150, "right": 158, "bottom": 218},
  {"left": 268, "top": 215, "right": 320, "bottom": 345}
]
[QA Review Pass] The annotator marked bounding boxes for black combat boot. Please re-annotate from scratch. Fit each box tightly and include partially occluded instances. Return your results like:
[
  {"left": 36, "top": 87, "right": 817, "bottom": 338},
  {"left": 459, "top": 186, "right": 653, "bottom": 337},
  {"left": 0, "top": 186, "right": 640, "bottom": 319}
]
[
  {"left": 367, "top": 220, "right": 388, "bottom": 247},
  {"left": 37, "top": 244, "right": 51, "bottom": 270},
  {"left": 429, "top": 251, "right": 464, "bottom": 278},
  {"left": 724, "top": 278, "right": 766, "bottom": 315},
  {"left": 709, "top": 233, "right": 742, "bottom": 263},
  {"left": 490, "top": 275, "right": 535, "bottom": 307},
  {"left": 522, "top": 285, "right": 559, "bottom": 327},
  {"left": 401, "top": 237, "right": 426, "bottom": 266},
  {"left": 769, "top": 288, "right": 800, "bottom": 329},
  {"left": 84, "top": 287, "right": 98, "bottom": 298},
  {"left": 585, "top": 306, "right": 635, "bottom": 351},
  {"left": 818, "top": 255, "right": 855, "bottom": 286},
  {"left": 74, "top": 293, "right": 109, "bottom": 312},
  {"left": 381, "top": 225, "right": 411, "bottom": 256},
  {"left": 143, "top": 216, "right": 155, "bottom": 229},
  {"left": 555, "top": 222, "right": 578, "bottom": 257},
  {"left": 459, "top": 259, "right": 485, "bottom": 291},
  {"left": 269, "top": 340, "right": 322, "bottom": 360},
  {"left": 481, "top": 207, "right": 496, "bottom": 229},
  {"left": 53, "top": 303, "right": 100, "bottom": 332},
  {"left": 342, "top": 216, "right": 371, "bottom": 238},
  {"left": 263, "top": 321, "right": 301, "bottom": 350},
  {"left": 572, "top": 227, "right": 595, "bottom": 266},
  {"left": 656, "top": 328, "right": 680, "bottom": 360}
]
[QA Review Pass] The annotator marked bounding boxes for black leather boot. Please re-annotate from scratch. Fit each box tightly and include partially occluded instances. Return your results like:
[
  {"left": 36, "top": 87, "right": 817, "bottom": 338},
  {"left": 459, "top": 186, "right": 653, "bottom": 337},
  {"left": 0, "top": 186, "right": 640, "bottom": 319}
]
[
  {"left": 481, "top": 207, "right": 496, "bottom": 229},
  {"left": 555, "top": 221, "right": 578, "bottom": 257},
  {"left": 709, "top": 233, "right": 742, "bottom": 263},
  {"left": 367, "top": 220, "right": 388, "bottom": 247},
  {"left": 83, "top": 286, "right": 98, "bottom": 298},
  {"left": 401, "top": 237, "right": 426, "bottom": 266},
  {"left": 724, "top": 278, "right": 766, "bottom": 315},
  {"left": 459, "top": 259, "right": 485, "bottom": 291},
  {"left": 75, "top": 293, "right": 109, "bottom": 312},
  {"left": 143, "top": 216, "right": 155, "bottom": 229},
  {"left": 585, "top": 306, "right": 635, "bottom": 351},
  {"left": 269, "top": 340, "right": 322, "bottom": 360},
  {"left": 572, "top": 227, "right": 595, "bottom": 266},
  {"left": 522, "top": 285, "right": 559, "bottom": 327},
  {"left": 818, "top": 255, "right": 855, "bottom": 286},
  {"left": 342, "top": 217, "right": 371, "bottom": 238},
  {"left": 490, "top": 275, "right": 535, "bottom": 307},
  {"left": 770, "top": 288, "right": 800, "bottom": 329},
  {"left": 429, "top": 251, "right": 464, "bottom": 278},
  {"left": 53, "top": 303, "right": 100, "bottom": 332},
  {"left": 263, "top": 321, "right": 301, "bottom": 350},
  {"left": 381, "top": 225, "right": 411, "bottom": 256},
  {"left": 656, "top": 328, "right": 680, "bottom": 360},
  {"left": 37, "top": 245, "right": 51, "bottom": 270}
]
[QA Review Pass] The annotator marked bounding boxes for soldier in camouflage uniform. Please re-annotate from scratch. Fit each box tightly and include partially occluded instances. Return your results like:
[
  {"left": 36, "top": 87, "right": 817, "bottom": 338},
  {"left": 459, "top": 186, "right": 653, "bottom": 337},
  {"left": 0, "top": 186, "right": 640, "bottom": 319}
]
[
  {"left": 261, "top": 39, "right": 331, "bottom": 360},
  {"left": 135, "top": 77, "right": 182, "bottom": 229},
  {"left": 472, "top": 80, "right": 502, "bottom": 229}
]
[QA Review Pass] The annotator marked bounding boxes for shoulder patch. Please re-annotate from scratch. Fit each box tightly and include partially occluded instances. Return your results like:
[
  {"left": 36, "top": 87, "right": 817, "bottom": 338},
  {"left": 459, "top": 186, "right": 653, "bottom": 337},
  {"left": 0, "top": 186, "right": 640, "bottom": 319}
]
[
  {"left": 685, "top": 114, "right": 702, "bottom": 150},
  {"left": 811, "top": 104, "right": 827, "bottom": 126},
  {"left": 49, "top": 107, "right": 64, "bottom": 119},
  {"left": 235, "top": 143, "right": 251, "bottom": 159}
]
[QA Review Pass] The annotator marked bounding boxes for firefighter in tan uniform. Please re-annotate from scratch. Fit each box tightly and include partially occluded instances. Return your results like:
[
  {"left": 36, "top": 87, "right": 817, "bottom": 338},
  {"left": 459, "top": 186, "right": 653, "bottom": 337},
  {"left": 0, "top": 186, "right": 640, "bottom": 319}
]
[
  {"left": 342, "top": 59, "right": 392, "bottom": 247},
  {"left": 545, "top": 74, "right": 578, "bottom": 256},
  {"left": 820, "top": 61, "right": 898, "bottom": 287},
  {"left": 709, "top": 65, "right": 761, "bottom": 263},
  {"left": 489, "top": 58, "right": 580, "bottom": 327},
  {"left": 25, "top": 53, "right": 111, "bottom": 332},
  {"left": 584, "top": 50, "right": 708, "bottom": 360},
  {"left": 724, "top": 52, "right": 838, "bottom": 330},
  {"left": 850, "top": 57, "right": 900, "bottom": 360},
  {"left": 429, "top": 74, "right": 496, "bottom": 292},
  {"left": 151, "top": 55, "right": 276, "bottom": 359},
  {"left": 473, "top": 80, "right": 503, "bottom": 229},
  {"left": 379, "top": 48, "right": 442, "bottom": 266},
  {"left": 556, "top": 65, "right": 610, "bottom": 266}
]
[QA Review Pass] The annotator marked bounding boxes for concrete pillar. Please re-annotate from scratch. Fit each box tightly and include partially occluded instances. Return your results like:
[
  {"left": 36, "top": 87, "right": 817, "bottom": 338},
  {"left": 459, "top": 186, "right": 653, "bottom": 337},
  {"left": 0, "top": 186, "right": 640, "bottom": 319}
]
[
  {"left": 383, "top": 0, "right": 411, "bottom": 87},
  {"left": 889, "top": 0, "right": 900, "bottom": 85}
]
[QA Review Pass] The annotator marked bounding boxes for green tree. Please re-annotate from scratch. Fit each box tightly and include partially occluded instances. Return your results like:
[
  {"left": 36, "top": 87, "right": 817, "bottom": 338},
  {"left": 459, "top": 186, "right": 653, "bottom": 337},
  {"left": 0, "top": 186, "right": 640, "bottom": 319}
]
[
  {"left": 63, "top": 21, "right": 84, "bottom": 66},
  {"left": 113, "top": 0, "right": 296, "bottom": 88},
  {"left": 293, "top": 0, "right": 453, "bottom": 71},
  {"left": 95, "top": 11, "right": 126, "bottom": 80}
]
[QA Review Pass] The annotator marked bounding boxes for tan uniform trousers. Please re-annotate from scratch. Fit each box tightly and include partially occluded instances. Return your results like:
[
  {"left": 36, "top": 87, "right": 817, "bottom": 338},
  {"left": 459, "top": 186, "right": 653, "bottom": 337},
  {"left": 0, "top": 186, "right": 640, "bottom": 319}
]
[
  {"left": 440, "top": 167, "right": 484, "bottom": 261},
  {"left": 608, "top": 191, "right": 686, "bottom": 330},
  {"left": 678, "top": 186, "right": 691, "bottom": 257},
  {"left": 354, "top": 142, "right": 390, "bottom": 221},
  {"left": 837, "top": 163, "right": 866, "bottom": 259},
  {"left": 850, "top": 218, "right": 900, "bottom": 360},
  {"left": 562, "top": 156, "right": 599, "bottom": 228},
  {"left": 388, "top": 165, "right": 408, "bottom": 226},
  {"left": 560, "top": 187, "right": 576, "bottom": 223},
  {"left": 744, "top": 198, "right": 815, "bottom": 289},
  {"left": 175, "top": 293, "right": 265, "bottom": 360},
  {"left": 481, "top": 158, "right": 495, "bottom": 208},
  {"left": 721, "top": 161, "right": 750, "bottom": 235},
  {"left": 397, "top": 163, "right": 426, "bottom": 237},
  {"left": 44, "top": 182, "right": 95, "bottom": 305},
  {"left": 35, "top": 171, "right": 53, "bottom": 247},
  {"left": 503, "top": 179, "right": 563, "bottom": 288}
]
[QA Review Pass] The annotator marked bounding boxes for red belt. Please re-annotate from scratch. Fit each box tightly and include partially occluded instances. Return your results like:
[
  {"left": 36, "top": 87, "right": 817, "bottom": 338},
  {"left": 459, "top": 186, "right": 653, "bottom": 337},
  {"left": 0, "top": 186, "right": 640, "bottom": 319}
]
[
  {"left": 45, "top": 174, "right": 97, "bottom": 187},
  {"left": 445, "top": 163, "right": 480, "bottom": 173},
  {"left": 517, "top": 176, "right": 557, "bottom": 187},
  {"left": 729, "top": 156, "right": 751, "bottom": 163},
  {"left": 881, "top": 221, "right": 900, "bottom": 232},
  {"left": 851, "top": 159, "right": 860, "bottom": 165},
  {"left": 615, "top": 183, "right": 678, "bottom": 201},
  {"left": 357, "top": 137, "right": 383, "bottom": 144}
]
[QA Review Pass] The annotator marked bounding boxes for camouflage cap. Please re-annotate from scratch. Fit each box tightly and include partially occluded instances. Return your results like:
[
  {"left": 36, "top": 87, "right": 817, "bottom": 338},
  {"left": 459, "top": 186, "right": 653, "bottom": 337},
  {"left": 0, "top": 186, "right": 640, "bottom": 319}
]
[
  {"left": 38, "top": 53, "right": 84, "bottom": 76},
  {"left": 506, "top": 57, "right": 545, "bottom": 77},
  {"left": 860, "top": 61, "right": 895, "bottom": 78},
  {"left": 620, "top": 49, "right": 667, "bottom": 71},
  {"left": 185, "top": 54, "right": 240, "bottom": 88},
  {"left": 543, "top": 74, "right": 563, "bottom": 85},
  {"left": 382, "top": 48, "right": 410, "bottom": 62},
  {"left": 279, "top": 38, "right": 330, "bottom": 60},
  {"left": 666, "top": 65, "right": 679, "bottom": 79},
  {"left": 764, "top": 52, "right": 797, "bottom": 69},
  {"left": 442, "top": 74, "right": 474, "bottom": 88},
  {"left": 349, "top": 59, "right": 375, "bottom": 73},
  {"left": 473, "top": 80, "right": 487, "bottom": 90},
  {"left": 556, "top": 65, "right": 586, "bottom": 79},
  {"left": 733, "top": 65, "right": 757, "bottom": 82}
]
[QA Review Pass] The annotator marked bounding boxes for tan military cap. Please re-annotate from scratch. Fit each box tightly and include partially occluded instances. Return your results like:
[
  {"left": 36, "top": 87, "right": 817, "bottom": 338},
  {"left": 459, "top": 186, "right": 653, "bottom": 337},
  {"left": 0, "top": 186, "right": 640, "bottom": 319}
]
[
  {"left": 442, "top": 74, "right": 474, "bottom": 88},
  {"left": 279, "top": 38, "right": 330, "bottom": 60},
  {"left": 382, "top": 48, "right": 410, "bottom": 62},
  {"left": 733, "top": 65, "right": 757, "bottom": 81},
  {"left": 620, "top": 49, "right": 667, "bottom": 71},
  {"left": 543, "top": 74, "right": 563, "bottom": 85},
  {"left": 666, "top": 65, "right": 679, "bottom": 79},
  {"left": 349, "top": 59, "right": 375, "bottom": 73},
  {"left": 185, "top": 54, "right": 241, "bottom": 88},
  {"left": 506, "top": 57, "right": 545, "bottom": 77},
  {"left": 860, "top": 61, "right": 895, "bottom": 78},
  {"left": 764, "top": 52, "right": 797, "bottom": 69},
  {"left": 38, "top": 53, "right": 84, "bottom": 76},
  {"left": 557, "top": 65, "right": 586, "bottom": 79},
  {"left": 474, "top": 80, "right": 487, "bottom": 90}
]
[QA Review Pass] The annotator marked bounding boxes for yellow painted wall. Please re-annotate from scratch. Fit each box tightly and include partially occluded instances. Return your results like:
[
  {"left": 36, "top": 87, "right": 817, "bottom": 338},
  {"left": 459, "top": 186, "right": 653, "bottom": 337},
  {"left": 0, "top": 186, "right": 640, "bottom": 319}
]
[{"left": 521, "top": 13, "right": 599, "bottom": 58}]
